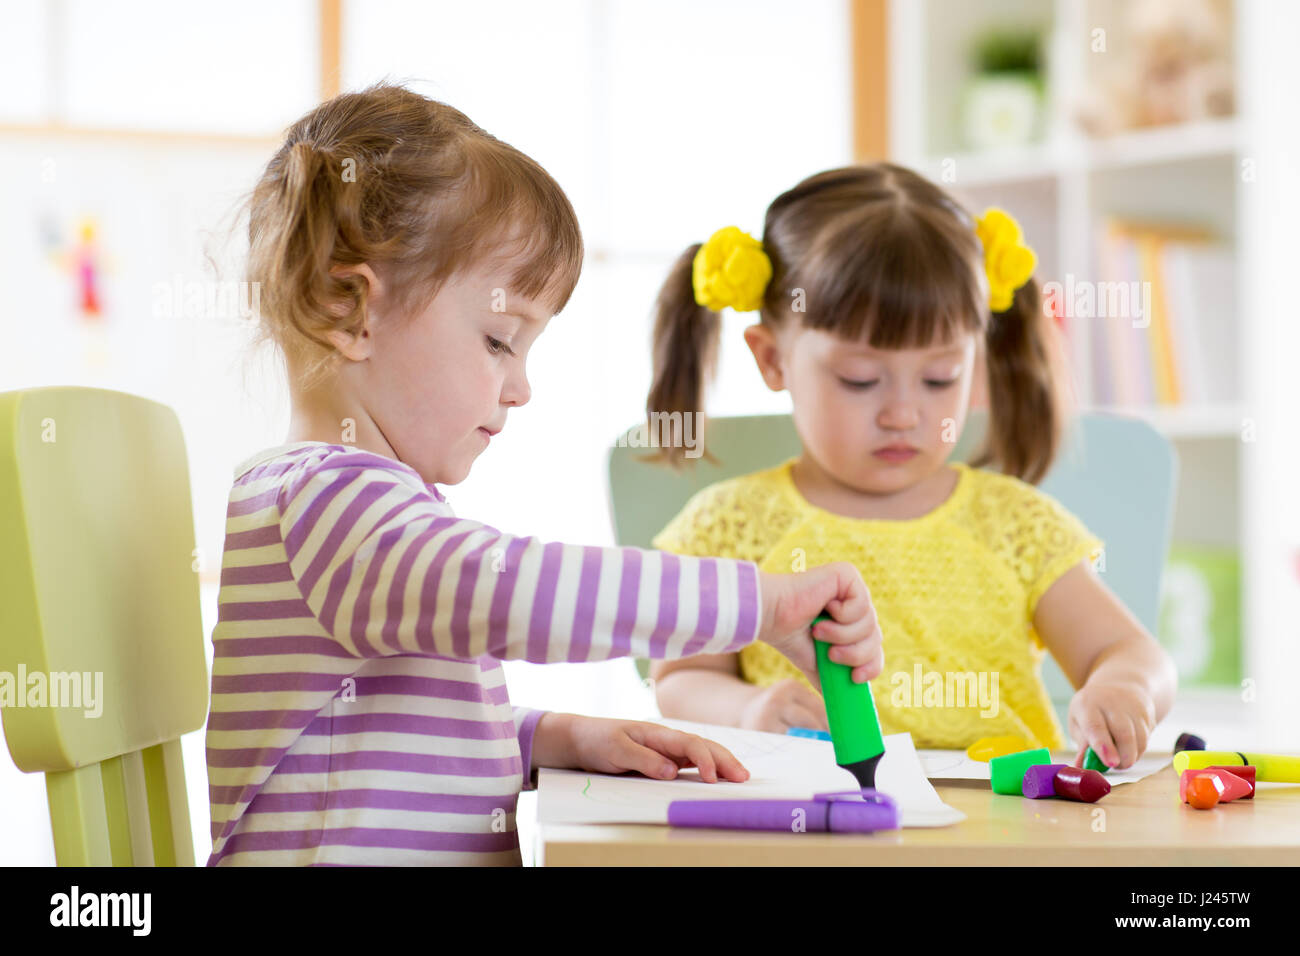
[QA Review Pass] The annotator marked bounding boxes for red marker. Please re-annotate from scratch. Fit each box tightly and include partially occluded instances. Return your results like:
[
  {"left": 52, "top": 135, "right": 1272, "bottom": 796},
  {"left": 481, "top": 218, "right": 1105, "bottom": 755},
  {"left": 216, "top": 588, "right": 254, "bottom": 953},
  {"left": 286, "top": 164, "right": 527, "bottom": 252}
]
[
  {"left": 1175, "top": 766, "right": 1256, "bottom": 800},
  {"left": 1180, "top": 768, "right": 1252, "bottom": 804},
  {"left": 1205, "top": 764, "right": 1255, "bottom": 799}
]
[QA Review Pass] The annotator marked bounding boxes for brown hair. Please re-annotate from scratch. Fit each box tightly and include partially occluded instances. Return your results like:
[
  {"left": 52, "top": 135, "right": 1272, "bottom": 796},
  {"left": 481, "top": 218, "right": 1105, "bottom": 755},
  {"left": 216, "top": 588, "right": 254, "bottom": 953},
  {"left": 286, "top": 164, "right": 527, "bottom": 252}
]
[
  {"left": 646, "top": 163, "right": 1068, "bottom": 483},
  {"left": 243, "top": 81, "right": 583, "bottom": 393}
]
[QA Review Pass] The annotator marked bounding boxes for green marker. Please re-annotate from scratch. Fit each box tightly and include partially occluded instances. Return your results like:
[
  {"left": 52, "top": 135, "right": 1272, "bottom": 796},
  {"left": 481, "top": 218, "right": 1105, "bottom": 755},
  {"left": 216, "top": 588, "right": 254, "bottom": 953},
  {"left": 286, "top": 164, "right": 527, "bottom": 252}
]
[
  {"left": 813, "top": 611, "right": 885, "bottom": 791},
  {"left": 1083, "top": 746, "right": 1111, "bottom": 774}
]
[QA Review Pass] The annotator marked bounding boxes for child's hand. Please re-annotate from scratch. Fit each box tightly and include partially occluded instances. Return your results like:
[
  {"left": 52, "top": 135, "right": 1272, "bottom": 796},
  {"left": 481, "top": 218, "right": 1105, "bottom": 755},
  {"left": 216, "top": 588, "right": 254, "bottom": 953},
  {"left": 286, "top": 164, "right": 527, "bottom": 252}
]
[
  {"left": 740, "top": 678, "right": 829, "bottom": 735},
  {"left": 757, "top": 564, "right": 883, "bottom": 690},
  {"left": 565, "top": 716, "right": 750, "bottom": 782},
  {"left": 1067, "top": 679, "right": 1157, "bottom": 770}
]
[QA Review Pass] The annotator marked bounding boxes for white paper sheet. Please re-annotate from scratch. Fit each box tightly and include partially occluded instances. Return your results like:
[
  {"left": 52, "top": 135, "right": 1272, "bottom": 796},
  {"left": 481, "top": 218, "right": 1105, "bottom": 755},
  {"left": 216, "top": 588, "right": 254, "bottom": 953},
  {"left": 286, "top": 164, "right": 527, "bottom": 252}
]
[
  {"left": 537, "top": 718, "right": 966, "bottom": 828},
  {"left": 916, "top": 749, "right": 1171, "bottom": 785}
]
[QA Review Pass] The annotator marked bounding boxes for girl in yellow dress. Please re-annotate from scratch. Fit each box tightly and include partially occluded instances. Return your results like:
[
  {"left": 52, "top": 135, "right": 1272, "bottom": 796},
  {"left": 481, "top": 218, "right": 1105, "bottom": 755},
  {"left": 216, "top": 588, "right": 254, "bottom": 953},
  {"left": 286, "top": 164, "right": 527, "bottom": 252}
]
[{"left": 646, "top": 164, "right": 1176, "bottom": 769}]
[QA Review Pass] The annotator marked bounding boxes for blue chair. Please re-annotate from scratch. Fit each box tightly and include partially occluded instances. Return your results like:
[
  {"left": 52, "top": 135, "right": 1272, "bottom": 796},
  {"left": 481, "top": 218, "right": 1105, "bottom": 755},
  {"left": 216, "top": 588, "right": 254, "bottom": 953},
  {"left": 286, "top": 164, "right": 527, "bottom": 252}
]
[{"left": 606, "top": 411, "right": 1178, "bottom": 727}]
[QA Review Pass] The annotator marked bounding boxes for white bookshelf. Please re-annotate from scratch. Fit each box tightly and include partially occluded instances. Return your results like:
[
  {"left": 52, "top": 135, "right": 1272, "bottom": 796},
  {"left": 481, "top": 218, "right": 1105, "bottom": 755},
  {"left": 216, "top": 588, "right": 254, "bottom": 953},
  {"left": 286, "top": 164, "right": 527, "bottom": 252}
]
[
  {"left": 888, "top": 0, "right": 1252, "bottom": 687},
  {"left": 935, "top": 117, "right": 1242, "bottom": 188}
]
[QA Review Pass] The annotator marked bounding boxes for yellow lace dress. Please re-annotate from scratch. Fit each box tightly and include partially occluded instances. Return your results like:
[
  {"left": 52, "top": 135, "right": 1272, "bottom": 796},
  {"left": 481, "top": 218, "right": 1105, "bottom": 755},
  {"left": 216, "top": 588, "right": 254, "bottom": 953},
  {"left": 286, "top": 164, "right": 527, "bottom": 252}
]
[{"left": 651, "top": 457, "right": 1103, "bottom": 750}]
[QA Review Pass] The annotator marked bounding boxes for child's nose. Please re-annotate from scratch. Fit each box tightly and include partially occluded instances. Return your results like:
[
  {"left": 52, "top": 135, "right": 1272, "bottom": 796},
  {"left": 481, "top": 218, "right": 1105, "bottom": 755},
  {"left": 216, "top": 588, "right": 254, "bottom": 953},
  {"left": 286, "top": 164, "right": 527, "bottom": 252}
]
[
  {"left": 877, "top": 395, "right": 919, "bottom": 430},
  {"left": 503, "top": 370, "right": 531, "bottom": 407}
]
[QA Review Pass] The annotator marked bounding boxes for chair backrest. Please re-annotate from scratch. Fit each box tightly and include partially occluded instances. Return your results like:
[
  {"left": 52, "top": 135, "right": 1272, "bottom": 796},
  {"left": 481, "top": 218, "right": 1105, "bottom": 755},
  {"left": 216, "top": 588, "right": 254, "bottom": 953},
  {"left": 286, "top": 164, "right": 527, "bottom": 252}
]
[
  {"left": 0, "top": 387, "right": 208, "bottom": 865},
  {"left": 607, "top": 411, "right": 1177, "bottom": 712}
]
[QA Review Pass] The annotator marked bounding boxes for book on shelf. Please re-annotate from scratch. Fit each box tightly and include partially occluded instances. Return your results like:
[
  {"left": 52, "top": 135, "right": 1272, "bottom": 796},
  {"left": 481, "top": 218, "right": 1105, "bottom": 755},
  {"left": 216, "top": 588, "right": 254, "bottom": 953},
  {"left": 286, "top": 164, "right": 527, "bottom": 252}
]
[{"left": 1057, "top": 218, "right": 1237, "bottom": 411}]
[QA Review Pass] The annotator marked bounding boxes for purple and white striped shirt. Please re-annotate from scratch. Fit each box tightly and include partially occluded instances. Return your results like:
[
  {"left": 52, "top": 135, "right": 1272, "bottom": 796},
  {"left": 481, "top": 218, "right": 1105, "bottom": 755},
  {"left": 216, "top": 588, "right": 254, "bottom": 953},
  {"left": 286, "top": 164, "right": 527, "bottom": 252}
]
[{"left": 205, "top": 442, "right": 762, "bottom": 865}]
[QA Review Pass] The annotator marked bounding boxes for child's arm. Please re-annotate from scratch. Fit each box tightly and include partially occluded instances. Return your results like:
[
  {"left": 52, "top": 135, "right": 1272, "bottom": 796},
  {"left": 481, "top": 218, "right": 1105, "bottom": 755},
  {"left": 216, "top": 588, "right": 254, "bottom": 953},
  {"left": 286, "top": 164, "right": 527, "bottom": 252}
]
[
  {"left": 650, "top": 654, "right": 756, "bottom": 725},
  {"left": 1033, "top": 559, "right": 1178, "bottom": 769},
  {"left": 650, "top": 654, "right": 831, "bottom": 734},
  {"left": 279, "top": 454, "right": 880, "bottom": 679},
  {"left": 278, "top": 456, "right": 758, "bottom": 662}
]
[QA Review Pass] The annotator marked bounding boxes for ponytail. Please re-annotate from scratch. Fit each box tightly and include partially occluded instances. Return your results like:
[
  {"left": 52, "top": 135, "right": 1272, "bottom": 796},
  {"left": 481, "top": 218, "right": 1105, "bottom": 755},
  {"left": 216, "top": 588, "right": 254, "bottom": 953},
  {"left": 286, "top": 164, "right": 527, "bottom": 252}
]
[
  {"left": 644, "top": 244, "right": 722, "bottom": 469},
  {"left": 248, "top": 139, "right": 372, "bottom": 392},
  {"left": 972, "top": 276, "right": 1069, "bottom": 484}
]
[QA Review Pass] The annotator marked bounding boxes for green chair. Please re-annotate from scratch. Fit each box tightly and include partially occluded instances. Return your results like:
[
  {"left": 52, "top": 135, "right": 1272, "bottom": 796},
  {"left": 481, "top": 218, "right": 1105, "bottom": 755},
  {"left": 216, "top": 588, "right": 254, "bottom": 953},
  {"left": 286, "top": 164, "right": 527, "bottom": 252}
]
[
  {"left": 0, "top": 386, "right": 208, "bottom": 865},
  {"left": 607, "top": 411, "right": 1178, "bottom": 726}
]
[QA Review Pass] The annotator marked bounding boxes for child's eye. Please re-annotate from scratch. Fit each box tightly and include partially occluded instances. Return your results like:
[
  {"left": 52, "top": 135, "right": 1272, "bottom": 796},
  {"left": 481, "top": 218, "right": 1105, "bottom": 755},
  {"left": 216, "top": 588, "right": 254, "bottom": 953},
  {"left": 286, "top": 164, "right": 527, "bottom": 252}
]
[
  {"left": 838, "top": 378, "right": 878, "bottom": 391},
  {"left": 486, "top": 336, "right": 514, "bottom": 356},
  {"left": 924, "top": 379, "right": 958, "bottom": 389}
]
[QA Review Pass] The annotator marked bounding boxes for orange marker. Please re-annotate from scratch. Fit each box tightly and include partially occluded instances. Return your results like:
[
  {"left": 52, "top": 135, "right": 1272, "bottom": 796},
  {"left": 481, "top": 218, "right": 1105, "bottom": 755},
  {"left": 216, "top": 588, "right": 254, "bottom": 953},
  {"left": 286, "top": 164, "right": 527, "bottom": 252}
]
[{"left": 1186, "top": 775, "right": 1222, "bottom": 809}]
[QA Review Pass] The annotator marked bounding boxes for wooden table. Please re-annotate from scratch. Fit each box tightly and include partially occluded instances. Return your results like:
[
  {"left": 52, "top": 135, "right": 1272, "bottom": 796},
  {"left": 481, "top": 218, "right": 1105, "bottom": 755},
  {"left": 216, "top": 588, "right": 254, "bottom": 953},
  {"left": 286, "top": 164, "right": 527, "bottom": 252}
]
[{"left": 537, "top": 756, "right": 1300, "bottom": 865}]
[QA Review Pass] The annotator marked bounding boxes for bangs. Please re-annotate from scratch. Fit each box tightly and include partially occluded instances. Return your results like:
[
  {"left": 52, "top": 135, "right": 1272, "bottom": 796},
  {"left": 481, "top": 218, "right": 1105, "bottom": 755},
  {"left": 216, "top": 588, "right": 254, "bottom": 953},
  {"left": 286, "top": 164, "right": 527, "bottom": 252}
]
[
  {"left": 457, "top": 137, "right": 584, "bottom": 315},
  {"left": 394, "top": 133, "right": 584, "bottom": 318},
  {"left": 789, "top": 203, "right": 985, "bottom": 348}
]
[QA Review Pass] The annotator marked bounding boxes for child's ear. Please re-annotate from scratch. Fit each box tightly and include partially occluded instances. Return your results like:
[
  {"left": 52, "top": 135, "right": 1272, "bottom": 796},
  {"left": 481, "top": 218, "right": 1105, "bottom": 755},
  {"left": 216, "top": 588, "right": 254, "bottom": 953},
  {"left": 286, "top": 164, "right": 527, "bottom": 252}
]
[
  {"left": 329, "top": 262, "right": 383, "bottom": 305},
  {"left": 325, "top": 263, "right": 382, "bottom": 361},
  {"left": 743, "top": 323, "right": 787, "bottom": 392}
]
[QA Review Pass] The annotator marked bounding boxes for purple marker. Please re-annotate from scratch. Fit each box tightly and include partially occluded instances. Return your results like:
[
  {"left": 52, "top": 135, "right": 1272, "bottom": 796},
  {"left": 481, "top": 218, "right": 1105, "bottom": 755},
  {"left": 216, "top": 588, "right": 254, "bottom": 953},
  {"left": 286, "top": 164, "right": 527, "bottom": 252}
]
[
  {"left": 1022, "top": 763, "right": 1070, "bottom": 798},
  {"left": 667, "top": 789, "right": 900, "bottom": 833}
]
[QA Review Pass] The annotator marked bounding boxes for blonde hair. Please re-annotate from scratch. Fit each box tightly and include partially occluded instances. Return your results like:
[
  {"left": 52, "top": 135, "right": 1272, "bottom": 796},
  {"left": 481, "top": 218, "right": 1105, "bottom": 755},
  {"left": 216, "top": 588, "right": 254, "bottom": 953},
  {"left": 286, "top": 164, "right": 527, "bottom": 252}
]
[
  {"left": 648, "top": 163, "right": 1068, "bottom": 483},
  {"left": 243, "top": 81, "right": 583, "bottom": 393}
]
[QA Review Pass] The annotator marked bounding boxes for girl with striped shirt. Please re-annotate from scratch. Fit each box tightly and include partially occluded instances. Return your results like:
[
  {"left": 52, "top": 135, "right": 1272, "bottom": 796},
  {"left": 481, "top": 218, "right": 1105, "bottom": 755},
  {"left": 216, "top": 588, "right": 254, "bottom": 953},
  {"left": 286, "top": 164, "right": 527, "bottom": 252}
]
[{"left": 205, "top": 82, "right": 882, "bottom": 866}]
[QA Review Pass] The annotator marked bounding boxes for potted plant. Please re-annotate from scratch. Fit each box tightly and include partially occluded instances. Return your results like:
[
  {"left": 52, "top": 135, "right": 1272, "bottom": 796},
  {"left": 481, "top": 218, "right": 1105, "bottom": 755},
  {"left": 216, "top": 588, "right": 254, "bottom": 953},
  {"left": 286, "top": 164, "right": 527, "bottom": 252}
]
[{"left": 962, "top": 28, "right": 1044, "bottom": 150}]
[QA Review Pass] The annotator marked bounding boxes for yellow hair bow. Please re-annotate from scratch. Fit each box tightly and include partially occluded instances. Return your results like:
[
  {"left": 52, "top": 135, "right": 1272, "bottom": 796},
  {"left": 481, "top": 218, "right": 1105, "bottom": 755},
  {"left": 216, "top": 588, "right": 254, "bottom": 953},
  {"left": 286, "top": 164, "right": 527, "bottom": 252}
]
[
  {"left": 975, "top": 207, "right": 1036, "bottom": 313},
  {"left": 692, "top": 226, "right": 773, "bottom": 312}
]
